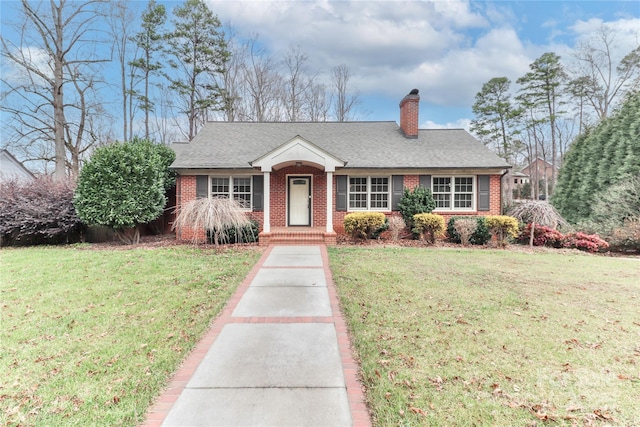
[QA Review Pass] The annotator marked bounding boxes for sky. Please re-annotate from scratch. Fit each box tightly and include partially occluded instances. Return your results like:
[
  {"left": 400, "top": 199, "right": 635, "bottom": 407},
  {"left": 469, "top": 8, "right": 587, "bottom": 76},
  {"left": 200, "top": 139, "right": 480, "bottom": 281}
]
[{"left": 1, "top": 0, "right": 639, "bottom": 134}]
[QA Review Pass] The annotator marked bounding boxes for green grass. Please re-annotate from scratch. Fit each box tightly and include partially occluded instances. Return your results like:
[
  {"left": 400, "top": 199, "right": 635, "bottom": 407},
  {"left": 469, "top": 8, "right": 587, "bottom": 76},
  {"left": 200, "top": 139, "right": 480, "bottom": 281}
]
[
  {"left": 0, "top": 245, "right": 261, "bottom": 427},
  {"left": 329, "top": 247, "right": 640, "bottom": 426}
]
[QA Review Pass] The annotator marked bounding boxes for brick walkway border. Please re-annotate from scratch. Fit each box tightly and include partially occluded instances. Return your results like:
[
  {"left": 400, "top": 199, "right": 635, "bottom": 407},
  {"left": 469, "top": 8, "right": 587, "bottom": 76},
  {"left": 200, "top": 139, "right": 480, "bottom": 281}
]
[{"left": 141, "top": 244, "right": 371, "bottom": 427}]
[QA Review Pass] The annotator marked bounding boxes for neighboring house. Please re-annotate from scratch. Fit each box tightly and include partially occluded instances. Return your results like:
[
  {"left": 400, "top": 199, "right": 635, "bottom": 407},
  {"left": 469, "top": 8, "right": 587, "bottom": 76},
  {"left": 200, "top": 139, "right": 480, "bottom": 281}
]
[
  {"left": 0, "top": 149, "right": 35, "bottom": 182},
  {"left": 170, "top": 90, "right": 511, "bottom": 245},
  {"left": 512, "top": 171, "right": 530, "bottom": 186},
  {"left": 521, "top": 157, "right": 555, "bottom": 199}
]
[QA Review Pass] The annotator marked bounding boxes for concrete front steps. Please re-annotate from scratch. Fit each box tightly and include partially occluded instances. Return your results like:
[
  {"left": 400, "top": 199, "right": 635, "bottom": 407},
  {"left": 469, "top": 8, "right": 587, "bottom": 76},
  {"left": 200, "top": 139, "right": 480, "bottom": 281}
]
[{"left": 259, "top": 227, "right": 337, "bottom": 246}]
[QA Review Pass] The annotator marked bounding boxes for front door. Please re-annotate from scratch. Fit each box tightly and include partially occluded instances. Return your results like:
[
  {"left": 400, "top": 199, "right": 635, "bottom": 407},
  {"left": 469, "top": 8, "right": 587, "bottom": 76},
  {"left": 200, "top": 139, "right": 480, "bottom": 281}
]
[{"left": 288, "top": 176, "right": 311, "bottom": 226}]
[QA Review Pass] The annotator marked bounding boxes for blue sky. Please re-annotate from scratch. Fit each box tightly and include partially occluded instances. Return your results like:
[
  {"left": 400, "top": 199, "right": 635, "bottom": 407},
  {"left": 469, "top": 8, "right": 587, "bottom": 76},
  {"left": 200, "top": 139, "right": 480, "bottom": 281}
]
[
  {"left": 203, "top": 0, "right": 638, "bottom": 128},
  {"left": 1, "top": 1, "right": 639, "bottom": 134}
]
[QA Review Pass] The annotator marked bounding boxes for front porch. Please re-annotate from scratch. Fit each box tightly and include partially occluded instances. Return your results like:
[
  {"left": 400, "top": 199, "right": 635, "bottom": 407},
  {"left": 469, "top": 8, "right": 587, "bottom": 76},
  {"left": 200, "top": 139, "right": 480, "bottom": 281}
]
[{"left": 259, "top": 227, "right": 337, "bottom": 246}]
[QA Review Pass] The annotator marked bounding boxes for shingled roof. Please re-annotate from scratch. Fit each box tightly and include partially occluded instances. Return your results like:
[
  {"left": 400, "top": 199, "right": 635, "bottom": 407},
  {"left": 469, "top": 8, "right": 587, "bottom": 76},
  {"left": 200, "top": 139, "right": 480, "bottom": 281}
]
[{"left": 170, "top": 121, "right": 510, "bottom": 170}]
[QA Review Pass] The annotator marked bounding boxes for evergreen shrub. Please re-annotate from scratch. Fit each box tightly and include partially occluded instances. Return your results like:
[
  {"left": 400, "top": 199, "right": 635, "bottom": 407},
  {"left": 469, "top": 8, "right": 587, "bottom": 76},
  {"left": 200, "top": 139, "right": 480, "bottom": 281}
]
[
  {"left": 485, "top": 215, "right": 519, "bottom": 246},
  {"left": 447, "top": 216, "right": 491, "bottom": 245},
  {"left": 412, "top": 213, "right": 445, "bottom": 244},
  {"left": 516, "top": 224, "right": 564, "bottom": 247},
  {"left": 207, "top": 219, "right": 259, "bottom": 244},
  {"left": 562, "top": 232, "right": 609, "bottom": 253},
  {"left": 343, "top": 212, "right": 387, "bottom": 239},
  {"left": 397, "top": 186, "right": 436, "bottom": 229}
]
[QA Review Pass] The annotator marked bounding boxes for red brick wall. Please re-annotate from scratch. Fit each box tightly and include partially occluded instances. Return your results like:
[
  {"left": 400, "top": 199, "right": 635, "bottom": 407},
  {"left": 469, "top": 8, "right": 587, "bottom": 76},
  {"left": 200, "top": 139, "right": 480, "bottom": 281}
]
[
  {"left": 175, "top": 172, "right": 503, "bottom": 242},
  {"left": 270, "top": 165, "right": 327, "bottom": 227},
  {"left": 332, "top": 174, "right": 503, "bottom": 236}
]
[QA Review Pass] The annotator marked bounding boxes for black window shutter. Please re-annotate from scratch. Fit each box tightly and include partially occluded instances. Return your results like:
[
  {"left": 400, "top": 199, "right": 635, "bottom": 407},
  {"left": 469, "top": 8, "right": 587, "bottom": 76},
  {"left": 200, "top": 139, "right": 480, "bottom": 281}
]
[
  {"left": 478, "top": 175, "right": 490, "bottom": 211},
  {"left": 196, "top": 175, "right": 208, "bottom": 199},
  {"left": 419, "top": 175, "right": 431, "bottom": 189},
  {"left": 391, "top": 175, "right": 404, "bottom": 210},
  {"left": 252, "top": 175, "right": 264, "bottom": 211},
  {"left": 336, "top": 175, "right": 347, "bottom": 211}
]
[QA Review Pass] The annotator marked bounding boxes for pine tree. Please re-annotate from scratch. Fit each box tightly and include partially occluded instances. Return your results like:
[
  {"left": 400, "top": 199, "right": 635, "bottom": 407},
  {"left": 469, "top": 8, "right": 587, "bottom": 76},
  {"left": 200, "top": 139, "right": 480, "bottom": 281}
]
[
  {"left": 165, "top": 0, "right": 229, "bottom": 140},
  {"left": 130, "top": 0, "right": 167, "bottom": 141},
  {"left": 553, "top": 91, "right": 640, "bottom": 224}
]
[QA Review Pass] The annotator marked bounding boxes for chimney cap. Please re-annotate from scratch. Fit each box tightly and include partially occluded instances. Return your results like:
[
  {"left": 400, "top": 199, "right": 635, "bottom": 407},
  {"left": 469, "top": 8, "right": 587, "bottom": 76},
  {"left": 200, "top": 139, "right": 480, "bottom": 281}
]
[{"left": 409, "top": 88, "right": 419, "bottom": 95}]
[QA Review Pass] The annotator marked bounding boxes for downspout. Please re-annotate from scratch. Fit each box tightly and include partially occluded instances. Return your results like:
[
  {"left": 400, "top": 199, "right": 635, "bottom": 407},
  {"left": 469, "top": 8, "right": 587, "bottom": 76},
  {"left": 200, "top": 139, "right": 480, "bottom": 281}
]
[{"left": 500, "top": 168, "right": 510, "bottom": 214}]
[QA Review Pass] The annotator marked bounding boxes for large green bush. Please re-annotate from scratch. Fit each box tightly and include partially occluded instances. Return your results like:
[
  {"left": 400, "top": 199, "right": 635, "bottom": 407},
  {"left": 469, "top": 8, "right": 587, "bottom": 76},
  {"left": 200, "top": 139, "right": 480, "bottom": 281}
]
[
  {"left": 74, "top": 138, "right": 173, "bottom": 244},
  {"left": 447, "top": 216, "right": 491, "bottom": 245},
  {"left": 344, "top": 212, "right": 387, "bottom": 239}
]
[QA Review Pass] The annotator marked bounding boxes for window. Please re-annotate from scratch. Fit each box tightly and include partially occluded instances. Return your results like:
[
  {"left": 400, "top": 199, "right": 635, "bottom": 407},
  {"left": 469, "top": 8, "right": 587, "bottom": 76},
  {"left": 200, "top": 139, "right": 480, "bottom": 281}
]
[
  {"left": 210, "top": 176, "right": 251, "bottom": 209},
  {"left": 433, "top": 176, "right": 474, "bottom": 211},
  {"left": 348, "top": 176, "right": 390, "bottom": 210}
]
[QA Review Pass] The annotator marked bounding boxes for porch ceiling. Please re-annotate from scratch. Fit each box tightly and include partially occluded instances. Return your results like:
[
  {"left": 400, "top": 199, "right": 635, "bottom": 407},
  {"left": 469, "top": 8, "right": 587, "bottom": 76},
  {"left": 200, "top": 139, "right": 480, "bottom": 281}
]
[{"left": 251, "top": 136, "right": 346, "bottom": 172}]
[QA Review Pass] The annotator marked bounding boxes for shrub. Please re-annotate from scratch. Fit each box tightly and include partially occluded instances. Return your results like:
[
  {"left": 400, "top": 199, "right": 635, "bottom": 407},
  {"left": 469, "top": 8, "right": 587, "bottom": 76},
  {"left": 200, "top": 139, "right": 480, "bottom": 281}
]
[
  {"left": 0, "top": 177, "right": 85, "bottom": 246},
  {"left": 207, "top": 219, "right": 259, "bottom": 244},
  {"left": 397, "top": 186, "right": 436, "bottom": 229},
  {"left": 412, "top": 213, "right": 445, "bottom": 244},
  {"left": 447, "top": 216, "right": 491, "bottom": 245},
  {"left": 485, "top": 215, "right": 519, "bottom": 247},
  {"left": 453, "top": 218, "right": 477, "bottom": 246},
  {"left": 173, "top": 197, "right": 252, "bottom": 245},
  {"left": 563, "top": 232, "right": 609, "bottom": 253},
  {"left": 387, "top": 216, "right": 406, "bottom": 242},
  {"left": 74, "top": 138, "right": 171, "bottom": 244},
  {"left": 516, "top": 223, "right": 564, "bottom": 247},
  {"left": 608, "top": 218, "right": 640, "bottom": 252},
  {"left": 343, "top": 212, "right": 387, "bottom": 239}
]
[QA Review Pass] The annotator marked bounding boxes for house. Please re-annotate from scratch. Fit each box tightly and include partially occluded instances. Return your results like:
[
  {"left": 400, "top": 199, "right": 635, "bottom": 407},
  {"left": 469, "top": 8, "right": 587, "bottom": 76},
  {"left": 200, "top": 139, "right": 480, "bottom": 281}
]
[
  {"left": 0, "top": 149, "right": 35, "bottom": 182},
  {"left": 520, "top": 157, "right": 555, "bottom": 199},
  {"left": 170, "top": 90, "right": 511, "bottom": 245},
  {"left": 521, "top": 157, "right": 554, "bottom": 183}
]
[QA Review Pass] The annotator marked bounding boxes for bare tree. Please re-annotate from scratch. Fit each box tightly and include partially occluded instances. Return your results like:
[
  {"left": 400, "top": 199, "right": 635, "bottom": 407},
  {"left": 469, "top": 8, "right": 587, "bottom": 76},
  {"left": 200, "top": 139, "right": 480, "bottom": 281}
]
[
  {"left": 241, "top": 38, "right": 283, "bottom": 121},
  {"left": 282, "top": 45, "right": 314, "bottom": 121},
  {"left": 571, "top": 25, "right": 640, "bottom": 120},
  {"left": 306, "top": 81, "right": 331, "bottom": 122},
  {"left": 331, "top": 64, "right": 361, "bottom": 121},
  {"left": 108, "top": 0, "right": 139, "bottom": 142},
  {"left": 1, "top": 0, "right": 108, "bottom": 178}
]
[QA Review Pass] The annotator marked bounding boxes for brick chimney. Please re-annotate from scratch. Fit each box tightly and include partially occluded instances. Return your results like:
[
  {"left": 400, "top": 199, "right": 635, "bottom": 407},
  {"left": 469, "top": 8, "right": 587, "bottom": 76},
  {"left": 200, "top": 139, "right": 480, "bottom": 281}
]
[{"left": 399, "top": 89, "right": 420, "bottom": 138}]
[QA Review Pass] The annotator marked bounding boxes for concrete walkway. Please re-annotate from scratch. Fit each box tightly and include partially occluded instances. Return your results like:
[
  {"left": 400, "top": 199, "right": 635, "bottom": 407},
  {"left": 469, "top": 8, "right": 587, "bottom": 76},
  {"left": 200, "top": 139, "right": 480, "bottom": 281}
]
[{"left": 142, "top": 245, "right": 371, "bottom": 427}]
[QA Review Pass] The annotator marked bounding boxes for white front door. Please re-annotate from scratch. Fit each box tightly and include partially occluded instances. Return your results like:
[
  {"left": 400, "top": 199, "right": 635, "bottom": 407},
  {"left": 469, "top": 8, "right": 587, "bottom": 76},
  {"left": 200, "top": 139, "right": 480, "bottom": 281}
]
[{"left": 289, "top": 177, "right": 310, "bottom": 226}]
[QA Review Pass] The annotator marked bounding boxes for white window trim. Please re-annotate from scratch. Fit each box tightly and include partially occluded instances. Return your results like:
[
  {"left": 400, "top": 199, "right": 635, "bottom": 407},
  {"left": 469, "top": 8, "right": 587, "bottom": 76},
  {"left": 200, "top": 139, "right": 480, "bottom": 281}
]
[
  {"left": 208, "top": 175, "right": 252, "bottom": 211},
  {"left": 432, "top": 175, "right": 476, "bottom": 212},
  {"left": 347, "top": 175, "right": 391, "bottom": 212}
]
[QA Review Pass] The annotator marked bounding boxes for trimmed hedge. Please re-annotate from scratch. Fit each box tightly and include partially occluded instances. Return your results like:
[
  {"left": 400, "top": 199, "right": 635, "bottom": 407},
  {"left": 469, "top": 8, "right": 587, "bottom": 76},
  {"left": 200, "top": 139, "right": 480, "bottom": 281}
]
[
  {"left": 344, "top": 212, "right": 387, "bottom": 239},
  {"left": 447, "top": 216, "right": 491, "bottom": 245},
  {"left": 485, "top": 215, "right": 519, "bottom": 246},
  {"left": 412, "top": 213, "right": 445, "bottom": 244}
]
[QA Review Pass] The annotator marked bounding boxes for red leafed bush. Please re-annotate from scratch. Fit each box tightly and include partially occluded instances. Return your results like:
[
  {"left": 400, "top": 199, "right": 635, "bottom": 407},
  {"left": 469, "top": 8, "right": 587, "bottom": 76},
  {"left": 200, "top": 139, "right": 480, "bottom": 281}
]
[
  {"left": 562, "top": 232, "right": 609, "bottom": 253},
  {"left": 517, "top": 223, "right": 564, "bottom": 247},
  {"left": 0, "top": 177, "right": 85, "bottom": 246}
]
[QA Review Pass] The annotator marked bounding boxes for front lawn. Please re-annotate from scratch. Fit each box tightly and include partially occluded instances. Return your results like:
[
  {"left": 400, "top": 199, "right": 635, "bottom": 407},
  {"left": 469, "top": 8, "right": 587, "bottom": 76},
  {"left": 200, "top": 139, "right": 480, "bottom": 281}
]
[
  {"left": 329, "top": 247, "right": 640, "bottom": 426},
  {"left": 0, "top": 245, "right": 261, "bottom": 426}
]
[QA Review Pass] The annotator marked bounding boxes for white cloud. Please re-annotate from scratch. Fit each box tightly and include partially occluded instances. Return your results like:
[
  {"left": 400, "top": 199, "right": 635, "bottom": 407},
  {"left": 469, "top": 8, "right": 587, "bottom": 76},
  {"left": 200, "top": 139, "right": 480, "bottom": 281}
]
[
  {"left": 421, "top": 118, "right": 471, "bottom": 131},
  {"left": 2, "top": 46, "right": 52, "bottom": 86}
]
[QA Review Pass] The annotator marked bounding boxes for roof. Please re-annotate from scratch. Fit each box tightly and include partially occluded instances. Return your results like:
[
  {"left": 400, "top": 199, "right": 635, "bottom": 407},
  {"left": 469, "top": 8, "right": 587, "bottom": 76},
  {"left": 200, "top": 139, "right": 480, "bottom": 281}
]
[
  {"left": 171, "top": 121, "right": 511, "bottom": 170},
  {"left": 0, "top": 149, "right": 35, "bottom": 181}
]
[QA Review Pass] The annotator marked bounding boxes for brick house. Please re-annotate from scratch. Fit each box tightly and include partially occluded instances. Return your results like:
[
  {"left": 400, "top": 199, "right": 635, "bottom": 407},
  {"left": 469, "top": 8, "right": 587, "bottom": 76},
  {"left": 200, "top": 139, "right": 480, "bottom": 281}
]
[{"left": 170, "top": 90, "right": 511, "bottom": 244}]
